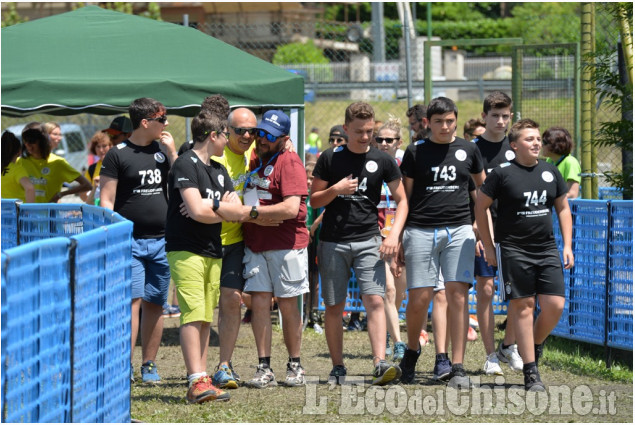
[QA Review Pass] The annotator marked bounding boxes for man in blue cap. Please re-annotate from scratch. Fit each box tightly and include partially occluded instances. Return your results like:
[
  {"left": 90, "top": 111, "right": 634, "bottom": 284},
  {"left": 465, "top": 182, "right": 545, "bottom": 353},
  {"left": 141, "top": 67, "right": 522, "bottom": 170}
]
[{"left": 241, "top": 110, "right": 310, "bottom": 389}]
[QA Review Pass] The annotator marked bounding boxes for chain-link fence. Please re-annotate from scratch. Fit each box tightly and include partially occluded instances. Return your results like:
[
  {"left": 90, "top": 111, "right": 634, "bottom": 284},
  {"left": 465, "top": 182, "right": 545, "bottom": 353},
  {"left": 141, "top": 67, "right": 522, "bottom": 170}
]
[{"left": 2, "top": 6, "right": 628, "bottom": 195}]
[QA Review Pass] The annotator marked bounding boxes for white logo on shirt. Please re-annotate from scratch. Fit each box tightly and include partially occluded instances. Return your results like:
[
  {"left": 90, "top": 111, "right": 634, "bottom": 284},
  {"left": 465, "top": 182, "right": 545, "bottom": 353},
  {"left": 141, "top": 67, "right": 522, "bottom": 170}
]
[
  {"left": 414, "top": 140, "right": 425, "bottom": 146},
  {"left": 334, "top": 146, "right": 344, "bottom": 153},
  {"left": 117, "top": 142, "right": 127, "bottom": 149},
  {"left": 505, "top": 150, "right": 516, "bottom": 161},
  {"left": 190, "top": 156, "right": 198, "bottom": 163},
  {"left": 455, "top": 149, "right": 467, "bottom": 161},
  {"left": 218, "top": 175, "right": 225, "bottom": 187},
  {"left": 155, "top": 152, "right": 166, "bottom": 163},
  {"left": 542, "top": 171, "right": 554, "bottom": 182},
  {"left": 264, "top": 165, "right": 274, "bottom": 176},
  {"left": 365, "top": 161, "right": 378, "bottom": 173}
]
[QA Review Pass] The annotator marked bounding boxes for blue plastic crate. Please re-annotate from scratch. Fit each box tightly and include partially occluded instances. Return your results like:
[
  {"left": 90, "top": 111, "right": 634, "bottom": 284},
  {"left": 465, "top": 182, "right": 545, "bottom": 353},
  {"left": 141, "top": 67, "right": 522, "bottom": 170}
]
[
  {"left": 71, "top": 230, "right": 108, "bottom": 422},
  {"left": 1, "top": 200, "right": 19, "bottom": 249},
  {"left": 18, "top": 204, "right": 84, "bottom": 244},
  {"left": 2, "top": 238, "right": 71, "bottom": 423},
  {"left": 599, "top": 187, "right": 624, "bottom": 200},
  {"left": 607, "top": 201, "right": 633, "bottom": 350}
]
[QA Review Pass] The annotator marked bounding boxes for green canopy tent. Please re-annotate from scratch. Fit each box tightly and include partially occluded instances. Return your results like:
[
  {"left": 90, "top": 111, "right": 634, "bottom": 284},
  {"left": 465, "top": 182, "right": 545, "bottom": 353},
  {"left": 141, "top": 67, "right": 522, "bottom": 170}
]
[{"left": 1, "top": 6, "right": 305, "bottom": 147}]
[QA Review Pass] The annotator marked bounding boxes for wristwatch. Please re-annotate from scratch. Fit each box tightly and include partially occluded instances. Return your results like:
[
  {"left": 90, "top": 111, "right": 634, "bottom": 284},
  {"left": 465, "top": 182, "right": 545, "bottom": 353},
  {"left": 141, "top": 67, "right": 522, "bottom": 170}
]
[
  {"left": 250, "top": 205, "right": 259, "bottom": 219},
  {"left": 212, "top": 198, "right": 220, "bottom": 211}
]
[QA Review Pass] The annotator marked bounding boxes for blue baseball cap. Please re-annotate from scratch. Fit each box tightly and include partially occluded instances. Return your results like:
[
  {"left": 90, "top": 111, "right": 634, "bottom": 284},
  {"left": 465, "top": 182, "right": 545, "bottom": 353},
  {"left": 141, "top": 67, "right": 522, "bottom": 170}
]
[{"left": 257, "top": 110, "right": 290, "bottom": 138}]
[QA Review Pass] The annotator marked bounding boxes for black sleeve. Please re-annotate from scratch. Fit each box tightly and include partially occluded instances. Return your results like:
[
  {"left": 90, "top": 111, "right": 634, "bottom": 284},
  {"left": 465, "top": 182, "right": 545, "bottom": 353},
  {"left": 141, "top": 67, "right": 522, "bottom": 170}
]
[{"left": 171, "top": 156, "right": 198, "bottom": 190}]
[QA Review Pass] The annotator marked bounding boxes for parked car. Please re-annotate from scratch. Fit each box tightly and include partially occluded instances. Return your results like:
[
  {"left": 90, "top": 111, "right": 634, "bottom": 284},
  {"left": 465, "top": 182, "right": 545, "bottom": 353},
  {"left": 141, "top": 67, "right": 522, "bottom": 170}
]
[{"left": 3, "top": 123, "right": 89, "bottom": 173}]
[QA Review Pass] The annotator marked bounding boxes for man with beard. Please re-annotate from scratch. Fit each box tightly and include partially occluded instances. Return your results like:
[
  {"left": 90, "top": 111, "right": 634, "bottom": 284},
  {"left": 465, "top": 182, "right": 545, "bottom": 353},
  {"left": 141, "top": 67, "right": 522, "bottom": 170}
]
[{"left": 241, "top": 110, "right": 310, "bottom": 389}]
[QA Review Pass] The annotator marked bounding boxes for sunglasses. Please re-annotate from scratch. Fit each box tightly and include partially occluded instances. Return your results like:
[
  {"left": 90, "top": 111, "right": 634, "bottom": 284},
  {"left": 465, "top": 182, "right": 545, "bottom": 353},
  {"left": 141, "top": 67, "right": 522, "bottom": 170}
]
[
  {"left": 375, "top": 137, "right": 398, "bottom": 144},
  {"left": 257, "top": 129, "right": 278, "bottom": 143},
  {"left": 231, "top": 126, "right": 256, "bottom": 136},
  {"left": 329, "top": 137, "right": 345, "bottom": 144},
  {"left": 146, "top": 115, "right": 168, "bottom": 124}
]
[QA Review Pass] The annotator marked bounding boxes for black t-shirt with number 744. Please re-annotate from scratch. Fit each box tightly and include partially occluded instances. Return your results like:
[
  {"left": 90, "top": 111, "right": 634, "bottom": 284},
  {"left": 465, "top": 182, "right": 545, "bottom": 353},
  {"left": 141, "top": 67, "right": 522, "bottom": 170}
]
[{"left": 480, "top": 159, "right": 568, "bottom": 249}]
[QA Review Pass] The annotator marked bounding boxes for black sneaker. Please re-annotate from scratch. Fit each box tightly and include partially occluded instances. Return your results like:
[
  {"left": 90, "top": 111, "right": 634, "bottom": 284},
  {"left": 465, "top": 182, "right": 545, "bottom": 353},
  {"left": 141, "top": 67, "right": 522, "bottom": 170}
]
[
  {"left": 524, "top": 367, "right": 546, "bottom": 392},
  {"left": 398, "top": 346, "right": 421, "bottom": 384},
  {"left": 534, "top": 342, "right": 545, "bottom": 367},
  {"left": 433, "top": 354, "right": 452, "bottom": 381},
  {"left": 447, "top": 364, "right": 472, "bottom": 389},
  {"left": 328, "top": 365, "right": 347, "bottom": 386},
  {"left": 372, "top": 360, "right": 401, "bottom": 386}
]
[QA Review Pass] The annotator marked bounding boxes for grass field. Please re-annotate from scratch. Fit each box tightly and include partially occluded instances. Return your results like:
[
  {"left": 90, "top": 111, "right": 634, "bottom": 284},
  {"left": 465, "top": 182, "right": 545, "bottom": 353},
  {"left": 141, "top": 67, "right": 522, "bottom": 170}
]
[{"left": 131, "top": 312, "right": 633, "bottom": 423}]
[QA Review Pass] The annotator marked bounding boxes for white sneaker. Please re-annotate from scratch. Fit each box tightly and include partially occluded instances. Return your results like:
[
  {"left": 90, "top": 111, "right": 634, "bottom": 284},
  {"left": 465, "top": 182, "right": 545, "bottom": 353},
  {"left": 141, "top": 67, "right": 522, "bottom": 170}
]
[
  {"left": 483, "top": 352, "right": 504, "bottom": 375},
  {"left": 497, "top": 343, "right": 523, "bottom": 371}
]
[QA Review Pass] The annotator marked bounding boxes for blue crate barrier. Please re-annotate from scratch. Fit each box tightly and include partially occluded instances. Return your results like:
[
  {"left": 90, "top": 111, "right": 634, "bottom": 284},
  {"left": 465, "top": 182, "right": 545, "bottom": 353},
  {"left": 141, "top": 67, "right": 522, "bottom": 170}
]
[
  {"left": 1, "top": 199, "right": 19, "bottom": 249},
  {"left": 314, "top": 199, "right": 631, "bottom": 352},
  {"left": 2, "top": 238, "right": 72, "bottom": 423},
  {"left": 607, "top": 201, "right": 633, "bottom": 350},
  {"left": 1, "top": 200, "right": 132, "bottom": 423},
  {"left": 316, "top": 271, "right": 508, "bottom": 315}
]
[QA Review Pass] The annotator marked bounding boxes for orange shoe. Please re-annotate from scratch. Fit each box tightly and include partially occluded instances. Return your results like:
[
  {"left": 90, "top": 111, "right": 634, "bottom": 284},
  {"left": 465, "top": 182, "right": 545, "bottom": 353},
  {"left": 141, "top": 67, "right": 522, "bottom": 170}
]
[
  {"left": 187, "top": 376, "right": 230, "bottom": 404},
  {"left": 419, "top": 330, "right": 429, "bottom": 347},
  {"left": 467, "top": 326, "right": 478, "bottom": 342}
]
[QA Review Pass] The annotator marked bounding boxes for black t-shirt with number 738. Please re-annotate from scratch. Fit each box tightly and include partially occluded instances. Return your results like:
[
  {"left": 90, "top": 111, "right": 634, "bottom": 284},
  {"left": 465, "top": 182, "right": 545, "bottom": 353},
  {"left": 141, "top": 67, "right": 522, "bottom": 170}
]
[{"left": 100, "top": 140, "right": 170, "bottom": 239}]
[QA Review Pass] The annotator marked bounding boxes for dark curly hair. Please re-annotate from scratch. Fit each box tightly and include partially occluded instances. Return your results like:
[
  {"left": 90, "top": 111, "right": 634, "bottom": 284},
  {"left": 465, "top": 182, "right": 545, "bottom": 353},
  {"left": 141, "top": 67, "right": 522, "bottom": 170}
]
[{"left": 542, "top": 126, "right": 573, "bottom": 155}]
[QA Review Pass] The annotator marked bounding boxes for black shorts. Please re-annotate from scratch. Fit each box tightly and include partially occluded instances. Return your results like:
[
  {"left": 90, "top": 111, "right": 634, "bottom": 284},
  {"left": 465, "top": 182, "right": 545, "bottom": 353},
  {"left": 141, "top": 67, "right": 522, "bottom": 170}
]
[
  {"left": 220, "top": 241, "right": 246, "bottom": 290},
  {"left": 497, "top": 243, "right": 565, "bottom": 301}
]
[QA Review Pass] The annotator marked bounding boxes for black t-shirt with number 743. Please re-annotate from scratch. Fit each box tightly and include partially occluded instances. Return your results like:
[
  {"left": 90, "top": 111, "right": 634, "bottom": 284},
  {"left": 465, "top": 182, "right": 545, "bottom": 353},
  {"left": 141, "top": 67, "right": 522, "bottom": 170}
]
[{"left": 400, "top": 137, "right": 483, "bottom": 228}]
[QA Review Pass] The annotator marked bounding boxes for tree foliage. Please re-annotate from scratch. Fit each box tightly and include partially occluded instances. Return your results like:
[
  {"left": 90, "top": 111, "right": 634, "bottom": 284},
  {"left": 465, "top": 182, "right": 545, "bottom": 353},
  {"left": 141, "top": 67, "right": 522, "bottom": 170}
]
[
  {"left": 586, "top": 2, "right": 633, "bottom": 197},
  {"left": 1, "top": 3, "right": 28, "bottom": 28},
  {"left": 272, "top": 40, "right": 329, "bottom": 65}
]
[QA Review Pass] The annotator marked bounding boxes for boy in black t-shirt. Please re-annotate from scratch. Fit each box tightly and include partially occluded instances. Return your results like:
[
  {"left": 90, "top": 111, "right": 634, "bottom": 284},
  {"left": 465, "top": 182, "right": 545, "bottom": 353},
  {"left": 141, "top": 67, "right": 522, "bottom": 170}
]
[
  {"left": 472, "top": 91, "right": 521, "bottom": 376},
  {"left": 476, "top": 119, "right": 573, "bottom": 391},
  {"left": 397, "top": 97, "right": 485, "bottom": 388},
  {"left": 311, "top": 102, "right": 408, "bottom": 386},
  {"left": 166, "top": 111, "right": 250, "bottom": 403},
  {"left": 100, "top": 98, "right": 177, "bottom": 385}
]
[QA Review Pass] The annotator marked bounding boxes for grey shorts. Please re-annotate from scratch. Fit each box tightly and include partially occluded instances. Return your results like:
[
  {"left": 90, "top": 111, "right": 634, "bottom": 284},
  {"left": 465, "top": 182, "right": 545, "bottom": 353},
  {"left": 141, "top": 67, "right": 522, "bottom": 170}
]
[
  {"left": 221, "top": 242, "right": 245, "bottom": 290},
  {"left": 243, "top": 247, "right": 309, "bottom": 298},
  {"left": 403, "top": 225, "right": 475, "bottom": 290},
  {"left": 318, "top": 236, "right": 386, "bottom": 306}
]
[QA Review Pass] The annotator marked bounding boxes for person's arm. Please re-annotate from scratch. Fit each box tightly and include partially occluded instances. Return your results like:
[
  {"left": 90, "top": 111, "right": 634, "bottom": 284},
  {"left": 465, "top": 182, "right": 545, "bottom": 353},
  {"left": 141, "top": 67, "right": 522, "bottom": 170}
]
[
  {"left": 310, "top": 210, "right": 324, "bottom": 239},
  {"left": 566, "top": 180, "right": 580, "bottom": 199},
  {"left": 554, "top": 194, "right": 574, "bottom": 269},
  {"left": 310, "top": 175, "right": 357, "bottom": 208},
  {"left": 160, "top": 131, "right": 178, "bottom": 165},
  {"left": 471, "top": 170, "right": 486, "bottom": 189},
  {"left": 50, "top": 174, "right": 92, "bottom": 202},
  {"left": 382, "top": 178, "right": 408, "bottom": 259},
  {"left": 20, "top": 177, "right": 36, "bottom": 203},
  {"left": 99, "top": 175, "right": 117, "bottom": 211},
  {"left": 475, "top": 190, "right": 496, "bottom": 267},
  {"left": 248, "top": 195, "right": 301, "bottom": 222}
]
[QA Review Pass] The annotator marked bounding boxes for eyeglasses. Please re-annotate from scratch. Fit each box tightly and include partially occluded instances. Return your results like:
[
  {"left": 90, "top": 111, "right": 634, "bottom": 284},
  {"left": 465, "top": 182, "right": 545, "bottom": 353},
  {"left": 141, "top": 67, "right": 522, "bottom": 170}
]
[
  {"left": 375, "top": 137, "right": 398, "bottom": 144},
  {"left": 257, "top": 129, "right": 278, "bottom": 143},
  {"left": 231, "top": 126, "right": 256, "bottom": 136},
  {"left": 145, "top": 115, "right": 168, "bottom": 124},
  {"left": 329, "top": 137, "right": 345, "bottom": 144},
  {"left": 218, "top": 131, "right": 230, "bottom": 139}
]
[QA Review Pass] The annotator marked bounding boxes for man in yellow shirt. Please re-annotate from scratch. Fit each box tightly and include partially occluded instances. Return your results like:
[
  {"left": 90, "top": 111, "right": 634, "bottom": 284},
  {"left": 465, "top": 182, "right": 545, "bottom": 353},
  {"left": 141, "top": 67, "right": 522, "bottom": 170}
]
[{"left": 210, "top": 107, "right": 258, "bottom": 389}]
